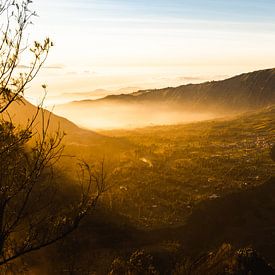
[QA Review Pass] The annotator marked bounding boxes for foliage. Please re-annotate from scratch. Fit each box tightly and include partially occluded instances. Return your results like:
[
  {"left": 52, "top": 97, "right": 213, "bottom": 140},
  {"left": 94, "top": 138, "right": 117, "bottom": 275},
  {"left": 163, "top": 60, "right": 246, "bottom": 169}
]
[
  {"left": 0, "top": 115, "right": 108, "bottom": 267},
  {"left": 0, "top": 0, "right": 108, "bottom": 268},
  {"left": 109, "top": 250, "right": 159, "bottom": 275},
  {"left": 173, "top": 244, "right": 275, "bottom": 275},
  {"left": 270, "top": 144, "right": 275, "bottom": 162},
  {"left": 0, "top": 0, "right": 52, "bottom": 113}
]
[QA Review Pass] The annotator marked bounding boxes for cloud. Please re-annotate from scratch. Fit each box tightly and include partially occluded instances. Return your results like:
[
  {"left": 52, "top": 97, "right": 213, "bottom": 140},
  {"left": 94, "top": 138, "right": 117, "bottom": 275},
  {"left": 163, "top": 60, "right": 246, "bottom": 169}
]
[
  {"left": 17, "top": 64, "right": 64, "bottom": 69},
  {"left": 177, "top": 74, "right": 230, "bottom": 82},
  {"left": 17, "top": 65, "right": 30, "bottom": 69},
  {"left": 44, "top": 64, "right": 64, "bottom": 69},
  {"left": 154, "top": 75, "right": 206, "bottom": 83},
  {"left": 66, "top": 71, "right": 78, "bottom": 75},
  {"left": 177, "top": 76, "right": 205, "bottom": 81}
]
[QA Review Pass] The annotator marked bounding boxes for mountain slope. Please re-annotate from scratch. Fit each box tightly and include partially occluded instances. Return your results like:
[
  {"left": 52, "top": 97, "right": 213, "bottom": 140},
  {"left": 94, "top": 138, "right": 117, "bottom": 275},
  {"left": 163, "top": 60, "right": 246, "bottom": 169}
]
[
  {"left": 2, "top": 97, "right": 102, "bottom": 141},
  {"left": 95, "top": 68, "right": 275, "bottom": 111},
  {"left": 54, "top": 68, "right": 275, "bottom": 129}
]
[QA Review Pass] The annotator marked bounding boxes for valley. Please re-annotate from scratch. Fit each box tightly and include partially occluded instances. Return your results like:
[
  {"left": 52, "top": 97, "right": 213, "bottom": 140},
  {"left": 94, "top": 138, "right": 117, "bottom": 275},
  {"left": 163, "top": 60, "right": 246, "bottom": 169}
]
[
  {"left": 54, "top": 69, "right": 275, "bottom": 130},
  {"left": 37, "top": 104, "right": 274, "bottom": 274}
]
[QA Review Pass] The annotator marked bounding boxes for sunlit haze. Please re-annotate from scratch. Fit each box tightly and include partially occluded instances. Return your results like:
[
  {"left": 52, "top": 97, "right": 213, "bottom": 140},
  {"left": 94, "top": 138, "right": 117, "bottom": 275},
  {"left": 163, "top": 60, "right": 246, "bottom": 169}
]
[{"left": 23, "top": 0, "right": 275, "bottom": 106}]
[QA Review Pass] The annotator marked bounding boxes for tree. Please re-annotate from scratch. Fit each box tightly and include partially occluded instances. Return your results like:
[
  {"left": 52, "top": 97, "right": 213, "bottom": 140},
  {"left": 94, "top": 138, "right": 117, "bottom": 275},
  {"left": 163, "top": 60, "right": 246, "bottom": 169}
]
[
  {"left": 0, "top": 0, "right": 51, "bottom": 114},
  {"left": 0, "top": 0, "right": 107, "bottom": 267},
  {"left": 109, "top": 250, "right": 159, "bottom": 275},
  {"left": 271, "top": 144, "right": 275, "bottom": 162},
  {"left": 172, "top": 244, "right": 275, "bottom": 275}
]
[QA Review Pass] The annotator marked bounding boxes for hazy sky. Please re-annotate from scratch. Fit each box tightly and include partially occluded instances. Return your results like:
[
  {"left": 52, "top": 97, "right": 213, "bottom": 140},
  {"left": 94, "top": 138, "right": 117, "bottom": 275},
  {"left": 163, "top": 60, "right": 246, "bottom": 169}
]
[{"left": 25, "top": 0, "right": 275, "bottom": 104}]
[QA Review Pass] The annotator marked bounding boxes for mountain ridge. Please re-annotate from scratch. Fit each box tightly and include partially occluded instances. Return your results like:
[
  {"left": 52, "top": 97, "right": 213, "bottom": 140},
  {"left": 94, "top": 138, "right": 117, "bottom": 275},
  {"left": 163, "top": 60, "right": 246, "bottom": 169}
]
[
  {"left": 68, "top": 68, "right": 275, "bottom": 112},
  {"left": 52, "top": 68, "right": 275, "bottom": 129}
]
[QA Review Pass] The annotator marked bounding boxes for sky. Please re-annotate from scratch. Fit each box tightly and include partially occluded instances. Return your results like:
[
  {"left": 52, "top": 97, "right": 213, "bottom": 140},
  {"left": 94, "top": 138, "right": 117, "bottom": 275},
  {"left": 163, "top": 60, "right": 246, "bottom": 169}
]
[{"left": 23, "top": 0, "right": 275, "bottom": 105}]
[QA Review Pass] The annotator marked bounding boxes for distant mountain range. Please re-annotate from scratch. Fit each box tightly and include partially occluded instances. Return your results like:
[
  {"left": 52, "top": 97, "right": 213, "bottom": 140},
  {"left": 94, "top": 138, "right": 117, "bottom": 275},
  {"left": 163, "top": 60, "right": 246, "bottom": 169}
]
[
  {"left": 78, "top": 68, "right": 275, "bottom": 111},
  {"left": 54, "top": 68, "right": 275, "bottom": 129},
  {"left": 47, "top": 87, "right": 140, "bottom": 105}
]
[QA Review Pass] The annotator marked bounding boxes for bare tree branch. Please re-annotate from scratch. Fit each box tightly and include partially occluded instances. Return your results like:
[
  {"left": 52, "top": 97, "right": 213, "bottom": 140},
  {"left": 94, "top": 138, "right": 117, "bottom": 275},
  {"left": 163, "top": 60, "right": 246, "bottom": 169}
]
[{"left": 0, "top": 0, "right": 108, "bottom": 268}]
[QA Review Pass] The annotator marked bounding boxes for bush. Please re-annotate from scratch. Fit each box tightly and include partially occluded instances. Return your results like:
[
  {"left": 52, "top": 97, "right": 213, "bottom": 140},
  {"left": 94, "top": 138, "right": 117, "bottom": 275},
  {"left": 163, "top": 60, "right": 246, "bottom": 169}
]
[{"left": 109, "top": 250, "right": 159, "bottom": 275}]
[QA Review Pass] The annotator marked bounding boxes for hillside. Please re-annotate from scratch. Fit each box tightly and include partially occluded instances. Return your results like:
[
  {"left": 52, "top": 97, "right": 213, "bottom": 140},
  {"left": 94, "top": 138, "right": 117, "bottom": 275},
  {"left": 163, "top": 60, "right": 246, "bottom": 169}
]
[
  {"left": 127, "top": 68, "right": 275, "bottom": 111},
  {"left": 1, "top": 97, "right": 105, "bottom": 144},
  {"left": 54, "top": 68, "right": 275, "bottom": 129},
  {"left": 181, "top": 176, "right": 275, "bottom": 261},
  {"left": 69, "top": 68, "right": 275, "bottom": 109}
]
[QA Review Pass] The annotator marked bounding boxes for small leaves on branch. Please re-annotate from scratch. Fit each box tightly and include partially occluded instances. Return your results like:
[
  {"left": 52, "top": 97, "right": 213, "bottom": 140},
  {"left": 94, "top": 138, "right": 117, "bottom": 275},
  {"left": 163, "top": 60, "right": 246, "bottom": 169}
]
[
  {"left": 0, "top": 0, "right": 53, "bottom": 113},
  {"left": 0, "top": 0, "right": 107, "bottom": 268}
]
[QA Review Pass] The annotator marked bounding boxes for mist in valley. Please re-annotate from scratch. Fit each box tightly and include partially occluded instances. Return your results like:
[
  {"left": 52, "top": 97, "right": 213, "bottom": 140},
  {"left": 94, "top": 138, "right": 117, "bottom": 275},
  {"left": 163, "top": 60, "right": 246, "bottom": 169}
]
[{"left": 54, "top": 101, "right": 217, "bottom": 130}]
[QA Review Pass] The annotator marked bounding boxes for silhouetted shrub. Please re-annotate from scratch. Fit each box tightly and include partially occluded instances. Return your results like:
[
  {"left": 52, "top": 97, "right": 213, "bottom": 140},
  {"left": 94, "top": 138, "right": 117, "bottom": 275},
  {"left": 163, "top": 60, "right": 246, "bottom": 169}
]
[
  {"left": 173, "top": 244, "right": 275, "bottom": 275},
  {"left": 230, "top": 247, "right": 275, "bottom": 275},
  {"left": 109, "top": 250, "right": 159, "bottom": 275},
  {"left": 270, "top": 144, "right": 275, "bottom": 162}
]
